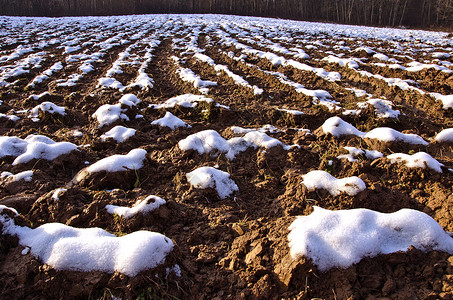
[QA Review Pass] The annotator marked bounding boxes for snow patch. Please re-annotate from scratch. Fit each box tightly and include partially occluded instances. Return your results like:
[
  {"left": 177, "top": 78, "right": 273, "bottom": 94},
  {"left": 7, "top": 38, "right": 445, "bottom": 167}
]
[
  {"left": 321, "top": 117, "right": 428, "bottom": 145},
  {"left": 321, "top": 116, "right": 365, "bottom": 138},
  {"left": 92, "top": 103, "right": 129, "bottom": 128},
  {"left": 337, "top": 147, "right": 383, "bottom": 162},
  {"left": 364, "top": 128, "right": 428, "bottom": 145},
  {"left": 100, "top": 126, "right": 136, "bottom": 143},
  {"left": 52, "top": 188, "right": 67, "bottom": 201},
  {"left": 150, "top": 94, "right": 214, "bottom": 109},
  {"left": 1, "top": 170, "right": 33, "bottom": 182},
  {"left": 387, "top": 152, "right": 444, "bottom": 173},
  {"left": 0, "top": 207, "right": 174, "bottom": 277},
  {"left": 302, "top": 170, "right": 366, "bottom": 196},
  {"left": 0, "top": 135, "right": 78, "bottom": 165},
  {"left": 186, "top": 167, "right": 238, "bottom": 199},
  {"left": 178, "top": 129, "right": 291, "bottom": 160},
  {"left": 358, "top": 99, "right": 400, "bottom": 118},
  {"left": 119, "top": 94, "right": 141, "bottom": 107},
  {"left": 87, "top": 148, "right": 147, "bottom": 173},
  {"left": 30, "top": 102, "right": 66, "bottom": 118},
  {"left": 289, "top": 206, "right": 453, "bottom": 271},
  {"left": 435, "top": 128, "right": 453, "bottom": 143},
  {"left": 106, "top": 195, "right": 166, "bottom": 219},
  {"left": 430, "top": 93, "right": 453, "bottom": 110},
  {"left": 151, "top": 112, "right": 190, "bottom": 130}
]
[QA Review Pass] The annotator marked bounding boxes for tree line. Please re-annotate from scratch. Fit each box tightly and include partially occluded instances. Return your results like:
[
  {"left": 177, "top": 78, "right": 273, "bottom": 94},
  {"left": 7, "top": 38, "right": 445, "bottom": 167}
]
[{"left": 1, "top": 0, "right": 452, "bottom": 28}]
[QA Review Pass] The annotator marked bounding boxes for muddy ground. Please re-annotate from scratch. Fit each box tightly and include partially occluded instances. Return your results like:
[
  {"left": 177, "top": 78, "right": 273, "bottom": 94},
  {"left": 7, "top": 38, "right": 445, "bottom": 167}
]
[{"left": 1, "top": 16, "right": 453, "bottom": 299}]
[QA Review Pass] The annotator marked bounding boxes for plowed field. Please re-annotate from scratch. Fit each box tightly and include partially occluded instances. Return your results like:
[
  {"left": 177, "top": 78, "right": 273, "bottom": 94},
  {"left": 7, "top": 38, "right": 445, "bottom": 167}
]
[{"left": 0, "top": 14, "right": 453, "bottom": 299}]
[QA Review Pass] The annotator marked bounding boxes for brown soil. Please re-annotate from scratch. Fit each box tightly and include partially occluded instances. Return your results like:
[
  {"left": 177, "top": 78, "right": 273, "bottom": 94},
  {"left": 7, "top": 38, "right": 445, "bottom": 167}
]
[{"left": 0, "top": 18, "right": 453, "bottom": 300}]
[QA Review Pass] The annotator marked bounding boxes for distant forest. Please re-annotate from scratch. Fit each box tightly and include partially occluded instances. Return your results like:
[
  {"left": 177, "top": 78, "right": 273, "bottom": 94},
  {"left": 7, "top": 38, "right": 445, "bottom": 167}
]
[{"left": 1, "top": 0, "right": 452, "bottom": 28}]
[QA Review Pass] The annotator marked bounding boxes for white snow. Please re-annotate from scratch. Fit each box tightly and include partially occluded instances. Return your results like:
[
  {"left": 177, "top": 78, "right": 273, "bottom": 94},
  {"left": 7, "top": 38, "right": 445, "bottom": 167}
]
[
  {"left": 178, "top": 129, "right": 290, "bottom": 160},
  {"left": 106, "top": 195, "right": 166, "bottom": 219},
  {"left": 151, "top": 112, "right": 190, "bottom": 130},
  {"left": 119, "top": 94, "right": 141, "bottom": 107},
  {"left": 337, "top": 147, "right": 383, "bottom": 162},
  {"left": 13, "top": 141, "right": 78, "bottom": 165},
  {"left": 92, "top": 103, "right": 129, "bottom": 128},
  {"left": 178, "top": 130, "right": 230, "bottom": 155},
  {"left": 29, "top": 92, "right": 51, "bottom": 101},
  {"left": 432, "top": 52, "right": 451, "bottom": 59},
  {"left": 321, "top": 116, "right": 365, "bottom": 138},
  {"left": 230, "top": 125, "right": 281, "bottom": 134},
  {"left": 56, "top": 74, "right": 83, "bottom": 87},
  {"left": 278, "top": 108, "right": 304, "bottom": 115},
  {"left": 30, "top": 102, "right": 66, "bottom": 118},
  {"left": 288, "top": 206, "right": 453, "bottom": 271},
  {"left": 79, "top": 63, "right": 94, "bottom": 74},
  {"left": 186, "top": 166, "right": 238, "bottom": 199},
  {"left": 240, "top": 131, "right": 290, "bottom": 150},
  {"left": 72, "top": 130, "right": 84, "bottom": 137},
  {"left": 301, "top": 170, "right": 366, "bottom": 196},
  {"left": 194, "top": 53, "right": 261, "bottom": 94},
  {"left": 323, "top": 55, "right": 359, "bottom": 69},
  {"left": 358, "top": 99, "right": 400, "bottom": 119},
  {"left": 387, "top": 152, "right": 444, "bottom": 173},
  {"left": 1, "top": 170, "right": 33, "bottom": 182},
  {"left": 405, "top": 61, "right": 452, "bottom": 73},
  {"left": 0, "top": 135, "right": 78, "bottom": 165},
  {"left": 435, "top": 128, "right": 453, "bottom": 143},
  {"left": 373, "top": 53, "right": 390, "bottom": 61},
  {"left": 355, "top": 46, "right": 376, "bottom": 55},
  {"left": 364, "top": 128, "right": 429, "bottom": 145},
  {"left": 127, "top": 73, "right": 154, "bottom": 91},
  {"left": 320, "top": 117, "right": 428, "bottom": 145},
  {"left": 52, "top": 188, "right": 67, "bottom": 201},
  {"left": 98, "top": 77, "right": 125, "bottom": 90},
  {"left": 285, "top": 59, "right": 341, "bottom": 82},
  {"left": 176, "top": 66, "right": 217, "bottom": 93},
  {"left": 87, "top": 148, "right": 147, "bottom": 173},
  {"left": 430, "top": 93, "right": 453, "bottom": 110},
  {"left": 0, "top": 206, "right": 173, "bottom": 277},
  {"left": 0, "top": 113, "right": 20, "bottom": 122},
  {"left": 100, "top": 126, "right": 136, "bottom": 143},
  {"left": 150, "top": 94, "right": 214, "bottom": 109}
]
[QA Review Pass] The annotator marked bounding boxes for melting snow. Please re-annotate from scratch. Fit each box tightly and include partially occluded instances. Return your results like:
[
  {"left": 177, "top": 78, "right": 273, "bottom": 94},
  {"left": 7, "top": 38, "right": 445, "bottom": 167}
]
[
  {"left": 106, "top": 195, "right": 166, "bottom": 219},
  {"left": 430, "top": 93, "right": 453, "bottom": 110},
  {"left": 87, "top": 148, "right": 147, "bottom": 173},
  {"left": 151, "top": 112, "right": 191, "bottom": 130},
  {"left": 358, "top": 99, "right": 400, "bottom": 119},
  {"left": 435, "top": 128, "right": 453, "bottom": 143},
  {"left": 30, "top": 102, "right": 66, "bottom": 118},
  {"left": 288, "top": 206, "right": 453, "bottom": 271},
  {"left": 321, "top": 116, "right": 365, "bottom": 138},
  {"left": 100, "top": 126, "right": 136, "bottom": 143},
  {"left": 387, "top": 152, "right": 444, "bottom": 173},
  {"left": 0, "top": 206, "right": 173, "bottom": 277},
  {"left": 92, "top": 103, "right": 129, "bottom": 128},
  {"left": 178, "top": 129, "right": 291, "bottom": 160},
  {"left": 364, "top": 128, "right": 428, "bottom": 145},
  {"left": 1, "top": 170, "right": 33, "bottom": 182},
  {"left": 186, "top": 166, "right": 238, "bottom": 199},
  {"left": 337, "top": 147, "right": 383, "bottom": 162},
  {"left": 321, "top": 117, "right": 428, "bottom": 145},
  {"left": 118, "top": 94, "right": 141, "bottom": 107},
  {"left": 0, "top": 135, "right": 78, "bottom": 165},
  {"left": 150, "top": 94, "right": 214, "bottom": 109},
  {"left": 51, "top": 188, "right": 67, "bottom": 201},
  {"left": 302, "top": 170, "right": 366, "bottom": 196}
]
